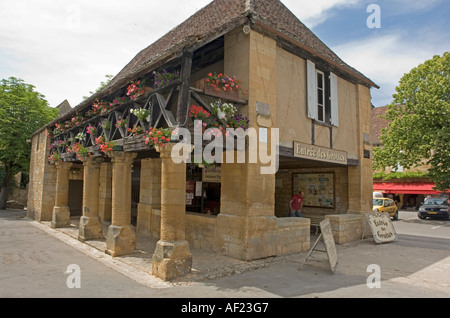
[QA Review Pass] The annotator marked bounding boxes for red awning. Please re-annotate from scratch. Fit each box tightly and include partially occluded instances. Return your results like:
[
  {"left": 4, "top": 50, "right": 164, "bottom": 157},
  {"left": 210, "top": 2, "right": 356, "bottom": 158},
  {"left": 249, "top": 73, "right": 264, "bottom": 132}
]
[{"left": 373, "top": 182, "right": 446, "bottom": 195}]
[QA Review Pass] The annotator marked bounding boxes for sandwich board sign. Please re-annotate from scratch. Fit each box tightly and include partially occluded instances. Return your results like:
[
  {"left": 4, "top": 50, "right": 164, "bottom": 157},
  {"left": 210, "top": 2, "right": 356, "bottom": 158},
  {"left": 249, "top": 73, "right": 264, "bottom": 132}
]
[
  {"left": 366, "top": 212, "right": 397, "bottom": 244},
  {"left": 300, "top": 218, "right": 338, "bottom": 273}
]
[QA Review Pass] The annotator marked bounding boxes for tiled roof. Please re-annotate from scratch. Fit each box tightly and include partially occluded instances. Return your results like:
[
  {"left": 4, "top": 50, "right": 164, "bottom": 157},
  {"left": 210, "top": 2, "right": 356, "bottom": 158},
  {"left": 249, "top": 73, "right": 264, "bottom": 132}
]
[{"left": 107, "top": 0, "right": 378, "bottom": 92}]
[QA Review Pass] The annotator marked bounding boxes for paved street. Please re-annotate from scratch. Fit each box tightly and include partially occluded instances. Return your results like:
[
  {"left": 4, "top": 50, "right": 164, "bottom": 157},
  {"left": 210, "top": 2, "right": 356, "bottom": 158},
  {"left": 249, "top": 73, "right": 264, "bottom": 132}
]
[{"left": 1, "top": 209, "right": 449, "bottom": 300}]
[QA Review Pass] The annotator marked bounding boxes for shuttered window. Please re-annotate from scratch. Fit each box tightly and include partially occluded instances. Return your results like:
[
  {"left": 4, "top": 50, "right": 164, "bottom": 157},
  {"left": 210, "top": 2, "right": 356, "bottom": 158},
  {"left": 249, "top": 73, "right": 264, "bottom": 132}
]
[{"left": 306, "top": 60, "right": 339, "bottom": 127}]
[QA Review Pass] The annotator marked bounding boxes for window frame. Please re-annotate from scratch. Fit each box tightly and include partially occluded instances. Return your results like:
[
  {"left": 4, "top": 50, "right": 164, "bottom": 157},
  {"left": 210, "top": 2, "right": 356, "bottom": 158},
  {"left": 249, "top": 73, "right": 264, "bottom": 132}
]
[
  {"left": 307, "top": 60, "right": 339, "bottom": 127},
  {"left": 316, "top": 70, "right": 326, "bottom": 123}
]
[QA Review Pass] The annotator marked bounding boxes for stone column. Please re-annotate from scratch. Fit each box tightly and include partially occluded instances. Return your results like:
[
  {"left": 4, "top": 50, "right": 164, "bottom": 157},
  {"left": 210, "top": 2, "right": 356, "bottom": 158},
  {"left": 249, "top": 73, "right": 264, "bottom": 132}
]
[
  {"left": 105, "top": 152, "right": 137, "bottom": 257},
  {"left": 78, "top": 157, "right": 103, "bottom": 242},
  {"left": 152, "top": 143, "right": 192, "bottom": 281},
  {"left": 51, "top": 161, "right": 72, "bottom": 228},
  {"left": 348, "top": 84, "right": 373, "bottom": 215}
]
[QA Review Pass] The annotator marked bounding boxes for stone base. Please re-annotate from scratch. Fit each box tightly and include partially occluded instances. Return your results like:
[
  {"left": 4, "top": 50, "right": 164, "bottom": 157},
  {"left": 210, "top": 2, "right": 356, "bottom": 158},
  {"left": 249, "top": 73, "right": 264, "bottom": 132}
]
[
  {"left": 78, "top": 216, "right": 104, "bottom": 242},
  {"left": 215, "top": 213, "right": 310, "bottom": 261},
  {"left": 105, "top": 225, "right": 136, "bottom": 257},
  {"left": 51, "top": 206, "right": 71, "bottom": 228},
  {"left": 326, "top": 214, "right": 363, "bottom": 244},
  {"left": 152, "top": 240, "right": 192, "bottom": 281}
]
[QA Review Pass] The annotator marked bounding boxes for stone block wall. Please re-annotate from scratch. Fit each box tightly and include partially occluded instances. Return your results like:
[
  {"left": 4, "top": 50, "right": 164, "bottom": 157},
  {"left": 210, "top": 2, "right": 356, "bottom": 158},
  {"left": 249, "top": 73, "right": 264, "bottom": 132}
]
[
  {"left": 136, "top": 158, "right": 161, "bottom": 236},
  {"left": 326, "top": 214, "right": 363, "bottom": 244},
  {"left": 27, "top": 130, "right": 56, "bottom": 221},
  {"left": 186, "top": 213, "right": 217, "bottom": 250},
  {"left": 99, "top": 162, "right": 112, "bottom": 222}
]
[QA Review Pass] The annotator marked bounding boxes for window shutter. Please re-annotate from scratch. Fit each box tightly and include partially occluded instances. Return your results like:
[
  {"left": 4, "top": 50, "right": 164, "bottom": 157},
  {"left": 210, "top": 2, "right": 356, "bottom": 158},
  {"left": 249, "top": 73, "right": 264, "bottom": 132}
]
[
  {"left": 330, "top": 72, "right": 339, "bottom": 127},
  {"left": 307, "top": 60, "right": 318, "bottom": 120}
]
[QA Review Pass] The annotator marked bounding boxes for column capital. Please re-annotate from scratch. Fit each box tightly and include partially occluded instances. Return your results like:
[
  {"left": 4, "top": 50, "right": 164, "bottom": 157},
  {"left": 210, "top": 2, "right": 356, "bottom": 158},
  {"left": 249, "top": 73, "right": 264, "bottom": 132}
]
[
  {"left": 55, "top": 161, "right": 73, "bottom": 170},
  {"left": 82, "top": 156, "right": 103, "bottom": 167},
  {"left": 156, "top": 143, "right": 193, "bottom": 161},
  {"left": 109, "top": 151, "right": 137, "bottom": 164}
]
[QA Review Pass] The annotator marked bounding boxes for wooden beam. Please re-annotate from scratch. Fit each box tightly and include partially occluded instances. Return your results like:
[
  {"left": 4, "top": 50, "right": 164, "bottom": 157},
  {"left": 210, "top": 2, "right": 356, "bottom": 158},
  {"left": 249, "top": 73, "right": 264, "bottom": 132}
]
[{"left": 176, "top": 50, "right": 193, "bottom": 126}]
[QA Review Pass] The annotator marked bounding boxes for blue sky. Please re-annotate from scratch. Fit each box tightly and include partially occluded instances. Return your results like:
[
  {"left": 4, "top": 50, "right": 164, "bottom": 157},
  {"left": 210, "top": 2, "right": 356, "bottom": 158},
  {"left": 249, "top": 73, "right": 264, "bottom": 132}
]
[
  {"left": 304, "top": 0, "right": 450, "bottom": 107},
  {"left": 0, "top": 0, "right": 448, "bottom": 108}
]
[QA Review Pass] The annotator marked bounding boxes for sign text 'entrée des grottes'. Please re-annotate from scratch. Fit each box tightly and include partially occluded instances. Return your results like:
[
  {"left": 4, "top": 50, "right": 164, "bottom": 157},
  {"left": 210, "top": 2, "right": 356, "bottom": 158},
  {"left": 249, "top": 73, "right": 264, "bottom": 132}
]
[{"left": 294, "top": 142, "right": 348, "bottom": 165}]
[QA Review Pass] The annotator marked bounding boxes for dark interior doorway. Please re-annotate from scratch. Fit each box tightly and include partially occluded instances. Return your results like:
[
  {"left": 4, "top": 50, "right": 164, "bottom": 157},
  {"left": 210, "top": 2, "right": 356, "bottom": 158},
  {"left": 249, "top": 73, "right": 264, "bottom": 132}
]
[
  {"left": 131, "top": 161, "right": 141, "bottom": 226},
  {"left": 68, "top": 180, "right": 83, "bottom": 217}
]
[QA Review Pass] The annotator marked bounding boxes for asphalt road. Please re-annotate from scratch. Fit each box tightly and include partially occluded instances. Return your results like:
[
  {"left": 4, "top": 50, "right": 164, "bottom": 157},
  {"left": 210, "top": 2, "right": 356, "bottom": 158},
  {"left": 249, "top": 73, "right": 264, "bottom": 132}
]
[{"left": 1, "top": 209, "right": 449, "bottom": 302}]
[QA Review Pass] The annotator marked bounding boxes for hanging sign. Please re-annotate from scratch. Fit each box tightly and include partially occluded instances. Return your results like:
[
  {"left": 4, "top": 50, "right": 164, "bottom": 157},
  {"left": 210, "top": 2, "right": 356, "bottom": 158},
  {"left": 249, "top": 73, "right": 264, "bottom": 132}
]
[
  {"left": 202, "top": 166, "right": 221, "bottom": 183},
  {"left": 294, "top": 141, "right": 348, "bottom": 165}
]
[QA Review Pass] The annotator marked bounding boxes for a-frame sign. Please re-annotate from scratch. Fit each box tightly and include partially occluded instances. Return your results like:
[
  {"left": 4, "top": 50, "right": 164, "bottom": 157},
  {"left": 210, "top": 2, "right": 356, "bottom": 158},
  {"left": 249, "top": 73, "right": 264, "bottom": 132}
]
[{"left": 300, "top": 218, "right": 338, "bottom": 273}]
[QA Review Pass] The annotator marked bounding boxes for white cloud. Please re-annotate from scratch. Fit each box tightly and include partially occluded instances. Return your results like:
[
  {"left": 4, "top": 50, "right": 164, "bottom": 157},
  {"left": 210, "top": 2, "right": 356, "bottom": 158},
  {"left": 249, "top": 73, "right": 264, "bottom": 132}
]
[
  {"left": 0, "top": 0, "right": 211, "bottom": 107},
  {"left": 282, "top": 0, "right": 362, "bottom": 28},
  {"left": 332, "top": 31, "right": 448, "bottom": 106}
]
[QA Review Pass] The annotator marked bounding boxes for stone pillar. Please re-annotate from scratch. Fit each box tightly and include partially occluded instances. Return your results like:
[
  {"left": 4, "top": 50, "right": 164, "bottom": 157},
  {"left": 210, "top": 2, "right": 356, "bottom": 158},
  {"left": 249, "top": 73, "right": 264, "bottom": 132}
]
[
  {"left": 78, "top": 157, "right": 103, "bottom": 242},
  {"left": 105, "top": 152, "right": 137, "bottom": 257},
  {"left": 152, "top": 144, "right": 192, "bottom": 281},
  {"left": 348, "top": 84, "right": 373, "bottom": 215},
  {"left": 213, "top": 30, "right": 279, "bottom": 261},
  {"left": 215, "top": 155, "right": 277, "bottom": 261},
  {"left": 51, "top": 161, "right": 72, "bottom": 228}
]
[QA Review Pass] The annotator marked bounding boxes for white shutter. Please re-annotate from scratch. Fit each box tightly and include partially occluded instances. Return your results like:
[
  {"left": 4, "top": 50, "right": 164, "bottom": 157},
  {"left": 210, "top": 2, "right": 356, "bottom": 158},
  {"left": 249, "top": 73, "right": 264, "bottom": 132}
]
[
  {"left": 307, "top": 60, "right": 318, "bottom": 120},
  {"left": 330, "top": 72, "right": 339, "bottom": 127}
]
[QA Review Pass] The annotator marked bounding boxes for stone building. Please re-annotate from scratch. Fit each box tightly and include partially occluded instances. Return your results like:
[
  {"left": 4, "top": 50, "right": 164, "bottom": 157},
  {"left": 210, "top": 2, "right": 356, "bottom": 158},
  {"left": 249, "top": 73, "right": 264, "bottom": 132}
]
[{"left": 28, "top": 0, "right": 378, "bottom": 280}]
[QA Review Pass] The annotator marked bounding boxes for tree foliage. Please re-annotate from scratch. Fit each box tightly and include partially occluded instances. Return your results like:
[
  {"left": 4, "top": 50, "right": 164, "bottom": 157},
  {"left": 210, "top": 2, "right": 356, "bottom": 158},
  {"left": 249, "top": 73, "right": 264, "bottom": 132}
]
[
  {"left": 0, "top": 77, "right": 59, "bottom": 208},
  {"left": 82, "top": 74, "right": 113, "bottom": 100},
  {"left": 373, "top": 52, "right": 450, "bottom": 191}
]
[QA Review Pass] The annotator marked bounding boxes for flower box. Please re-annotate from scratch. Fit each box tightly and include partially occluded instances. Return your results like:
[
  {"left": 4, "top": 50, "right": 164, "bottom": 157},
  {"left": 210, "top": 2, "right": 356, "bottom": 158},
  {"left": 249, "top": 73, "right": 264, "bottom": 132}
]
[
  {"left": 196, "top": 78, "right": 241, "bottom": 102},
  {"left": 123, "top": 135, "right": 149, "bottom": 152}
]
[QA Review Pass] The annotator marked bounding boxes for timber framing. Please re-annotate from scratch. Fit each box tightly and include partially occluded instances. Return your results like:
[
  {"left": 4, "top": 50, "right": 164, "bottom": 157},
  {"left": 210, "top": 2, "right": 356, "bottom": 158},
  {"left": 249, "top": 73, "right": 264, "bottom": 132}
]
[{"left": 48, "top": 79, "right": 248, "bottom": 162}]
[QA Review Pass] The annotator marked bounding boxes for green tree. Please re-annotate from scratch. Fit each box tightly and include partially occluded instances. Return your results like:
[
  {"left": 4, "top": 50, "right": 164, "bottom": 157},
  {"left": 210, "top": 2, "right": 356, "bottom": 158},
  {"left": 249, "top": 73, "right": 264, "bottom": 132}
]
[
  {"left": 373, "top": 52, "right": 450, "bottom": 191},
  {"left": 0, "top": 77, "right": 59, "bottom": 209},
  {"left": 82, "top": 74, "right": 113, "bottom": 100}
]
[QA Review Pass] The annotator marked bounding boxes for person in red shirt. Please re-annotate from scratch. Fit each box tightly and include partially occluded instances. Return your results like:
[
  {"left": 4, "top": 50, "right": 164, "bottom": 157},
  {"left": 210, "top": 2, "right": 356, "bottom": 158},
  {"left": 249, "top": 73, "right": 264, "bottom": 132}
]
[{"left": 290, "top": 191, "right": 304, "bottom": 217}]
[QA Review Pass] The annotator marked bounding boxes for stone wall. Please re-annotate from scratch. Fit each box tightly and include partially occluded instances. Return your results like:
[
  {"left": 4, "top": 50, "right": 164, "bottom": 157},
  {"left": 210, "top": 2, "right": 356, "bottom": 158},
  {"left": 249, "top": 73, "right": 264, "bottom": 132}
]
[
  {"left": 136, "top": 158, "right": 161, "bottom": 236},
  {"left": 326, "top": 214, "right": 363, "bottom": 244},
  {"left": 143, "top": 208, "right": 310, "bottom": 256},
  {"left": 99, "top": 162, "right": 112, "bottom": 222},
  {"left": 27, "top": 130, "right": 56, "bottom": 221},
  {"left": 186, "top": 213, "right": 217, "bottom": 250}
]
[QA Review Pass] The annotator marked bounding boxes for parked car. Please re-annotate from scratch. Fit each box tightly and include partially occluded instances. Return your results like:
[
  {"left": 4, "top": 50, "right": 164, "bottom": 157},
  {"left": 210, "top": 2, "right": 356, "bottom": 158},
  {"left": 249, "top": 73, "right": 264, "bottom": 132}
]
[
  {"left": 418, "top": 197, "right": 449, "bottom": 220},
  {"left": 373, "top": 197, "right": 399, "bottom": 220}
]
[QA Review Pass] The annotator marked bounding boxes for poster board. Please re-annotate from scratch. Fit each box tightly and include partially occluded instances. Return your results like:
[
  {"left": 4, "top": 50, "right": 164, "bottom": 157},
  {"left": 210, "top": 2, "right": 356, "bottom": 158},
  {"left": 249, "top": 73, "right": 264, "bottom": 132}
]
[
  {"left": 366, "top": 213, "right": 397, "bottom": 244},
  {"left": 293, "top": 173, "right": 335, "bottom": 208}
]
